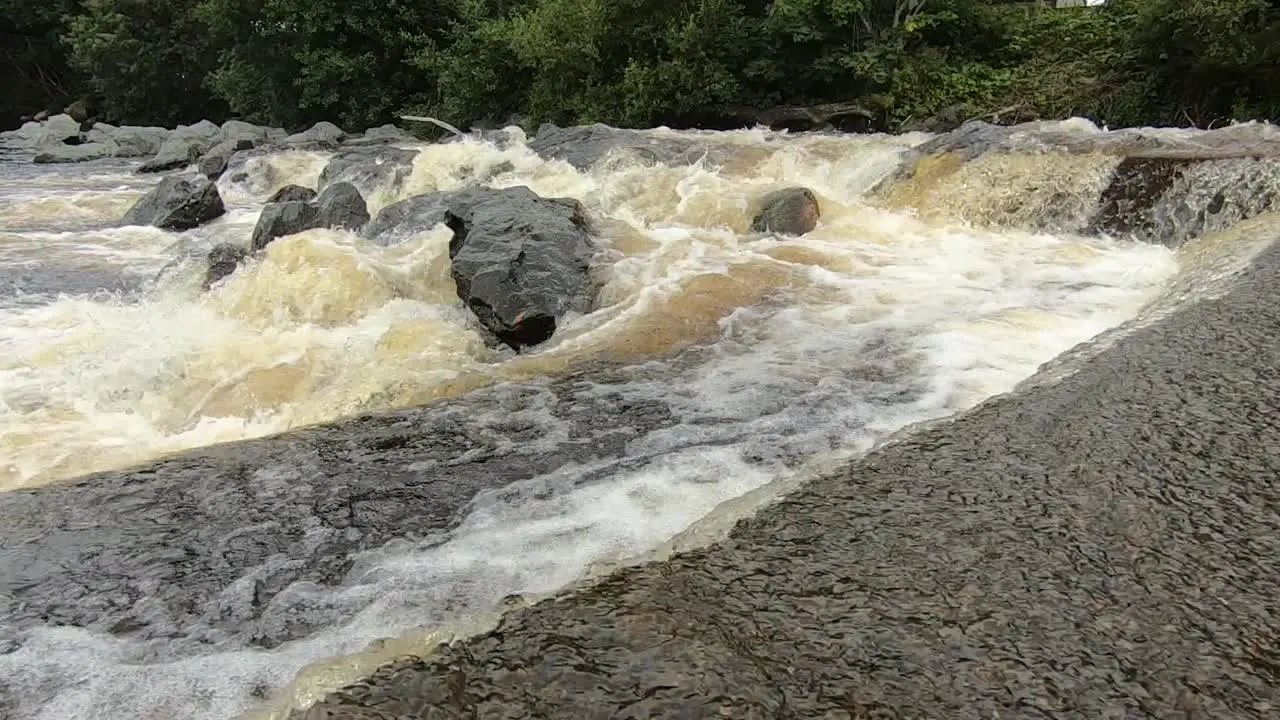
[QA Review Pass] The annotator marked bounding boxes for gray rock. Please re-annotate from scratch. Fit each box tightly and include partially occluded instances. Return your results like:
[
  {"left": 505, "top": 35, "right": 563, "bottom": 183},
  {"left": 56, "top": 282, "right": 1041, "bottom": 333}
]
[
  {"left": 64, "top": 98, "right": 96, "bottom": 124},
  {"left": 85, "top": 123, "right": 117, "bottom": 145},
  {"left": 34, "top": 114, "right": 82, "bottom": 147},
  {"left": 217, "top": 120, "right": 272, "bottom": 147},
  {"left": 111, "top": 126, "right": 169, "bottom": 158},
  {"left": 282, "top": 121, "right": 348, "bottom": 149},
  {"left": 344, "top": 124, "right": 415, "bottom": 147},
  {"left": 32, "top": 141, "right": 120, "bottom": 164},
  {"left": 2, "top": 121, "right": 43, "bottom": 145},
  {"left": 315, "top": 181, "right": 370, "bottom": 231},
  {"left": 179, "top": 119, "right": 221, "bottom": 141},
  {"left": 750, "top": 187, "right": 820, "bottom": 235},
  {"left": 528, "top": 123, "right": 724, "bottom": 171},
  {"left": 317, "top": 146, "right": 418, "bottom": 194},
  {"left": 0, "top": 364, "right": 676, "bottom": 663},
  {"left": 368, "top": 186, "right": 599, "bottom": 347},
  {"left": 139, "top": 127, "right": 218, "bottom": 174},
  {"left": 203, "top": 243, "right": 248, "bottom": 288},
  {"left": 249, "top": 201, "right": 320, "bottom": 253},
  {"left": 362, "top": 191, "right": 453, "bottom": 246},
  {"left": 249, "top": 182, "right": 369, "bottom": 252},
  {"left": 444, "top": 186, "right": 598, "bottom": 349},
  {"left": 121, "top": 175, "right": 226, "bottom": 230},
  {"left": 198, "top": 138, "right": 255, "bottom": 180},
  {"left": 267, "top": 185, "right": 318, "bottom": 204}
]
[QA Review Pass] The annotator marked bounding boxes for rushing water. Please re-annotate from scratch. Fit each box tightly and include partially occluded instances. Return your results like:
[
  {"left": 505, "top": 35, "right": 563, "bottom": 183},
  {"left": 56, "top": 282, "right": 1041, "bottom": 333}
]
[{"left": 0, "top": 122, "right": 1201, "bottom": 719}]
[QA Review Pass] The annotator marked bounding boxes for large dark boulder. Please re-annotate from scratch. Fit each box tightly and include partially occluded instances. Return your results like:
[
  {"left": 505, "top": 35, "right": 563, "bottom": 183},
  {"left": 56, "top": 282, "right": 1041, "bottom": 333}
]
[
  {"left": 315, "top": 181, "right": 371, "bottom": 230},
  {"left": 249, "top": 182, "right": 369, "bottom": 252},
  {"left": 250, "top": 202, "right": 320, "bottom": 252},
  {"left": 203, "top": 243, "right": 248, "bottom": 288},
  {"left": 750, "top": 187, "right": 820, "bottom": 235},
  {"left": 443, "top": 186, "right": 598, "bottom": 350},
  {"left": 361, "top": 191, "right": 453, "bottom": 246},
  {"left": 317, "top": 146, "right": 418, "bottom": 194},
  {"left": 366, "top": 186, "right": 599, "bottom": 348},
  {"left": 121, "top": 175, "right": 225, "bottom": 230},
  {"left": 267, "top": 184, "right": 318, "bottom": 204}
]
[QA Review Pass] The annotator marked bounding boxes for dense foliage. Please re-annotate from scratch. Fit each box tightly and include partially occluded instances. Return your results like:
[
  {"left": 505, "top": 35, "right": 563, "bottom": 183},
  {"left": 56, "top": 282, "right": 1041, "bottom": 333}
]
[{"left": 2, "top": 0, "right": 1277, "bottom": 132}]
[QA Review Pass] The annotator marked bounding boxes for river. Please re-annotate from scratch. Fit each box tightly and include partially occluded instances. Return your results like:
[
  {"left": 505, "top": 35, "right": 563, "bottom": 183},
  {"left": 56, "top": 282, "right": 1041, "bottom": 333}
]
[{"left": 0, "top": 119, "right": 1274, "bottom": 719}]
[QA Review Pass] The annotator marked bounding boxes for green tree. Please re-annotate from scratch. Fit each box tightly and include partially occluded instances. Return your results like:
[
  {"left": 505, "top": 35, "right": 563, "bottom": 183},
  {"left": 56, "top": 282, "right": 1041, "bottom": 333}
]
[
  {"left": 64, "top": 0, "right": 225, "bottom": 125},
  {"left": 198, "top": 0, "right": 463, "bottom": 130},
  {"left": 0, "top": 0, "right": 81, "bottom": 127}
]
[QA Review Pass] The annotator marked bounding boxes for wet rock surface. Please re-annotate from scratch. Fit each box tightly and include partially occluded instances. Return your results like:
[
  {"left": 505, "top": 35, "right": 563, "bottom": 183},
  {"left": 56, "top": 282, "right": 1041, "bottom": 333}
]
[
  {"left": 138, "top": 127, "right": 216, "bottom": 173},
  {"left": 318, "top": 146, "right": 418, "bottom": 194},
  {"left": 250, "top": 201, "right": 320, "bottom": 252},
  {"left": 121, "top": 175, "right": 225, "bottom": 230},
  {"left": 297, "top": 237, "right": 1280, "bottom": 719},
  {"left": 204, "top": 242, "right": 248, "bottom": 288},
  {"left": 249, "top": 182, "right": 369, "bottom": 252},
  {"left": 267, "top": 184, "right": 318, "bottom": 204},
  {"left": 198, "top": 138, "right": 256, "bottom": 180},
  {"left": 528, "top": 123, "right": 726, "bottom": 171},
  {"left": 315, "top": 181, "right": 371, "bottom": 231},
  {"left": 444, "top": 186, "right": 599, "bottom": 349},
  {"left": 1088, "top": 156, "right": 1280, "bottom": 247},
  {"left": 362, "top": 191, "right": 454, "bottom": 246},
  {"left": 751, "top": 187, "right": 820, "bottom": 235},
  {"left": 878, "top": 120, "right": 1280, "bottom": 247},
  {"left": 0, "top": 370, "right": 676, "bottom": 653}
]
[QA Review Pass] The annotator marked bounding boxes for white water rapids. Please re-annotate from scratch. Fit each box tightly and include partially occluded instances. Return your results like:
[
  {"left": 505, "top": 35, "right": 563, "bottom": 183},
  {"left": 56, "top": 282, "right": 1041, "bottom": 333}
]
[{"left": 0, "top": 123, "right": 1187, "bottom": 719}]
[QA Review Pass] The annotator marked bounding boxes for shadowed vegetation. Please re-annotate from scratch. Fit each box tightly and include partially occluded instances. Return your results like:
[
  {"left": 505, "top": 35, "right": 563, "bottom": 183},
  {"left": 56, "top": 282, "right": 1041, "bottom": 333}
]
[{"left": 2, "top": 0, "right": 1277, "bottom": 132}]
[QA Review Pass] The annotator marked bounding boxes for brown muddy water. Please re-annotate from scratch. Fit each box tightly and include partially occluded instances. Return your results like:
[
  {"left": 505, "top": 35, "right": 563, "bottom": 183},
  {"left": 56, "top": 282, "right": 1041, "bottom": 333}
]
[{"left": 1, "top": 119, "right": 1276, "bottom": 720}]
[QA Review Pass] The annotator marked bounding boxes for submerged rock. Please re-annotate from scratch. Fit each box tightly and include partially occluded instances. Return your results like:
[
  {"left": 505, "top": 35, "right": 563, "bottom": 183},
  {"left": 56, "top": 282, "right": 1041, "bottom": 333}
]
[
  {"left": 267, "top": 184, "right": 318, "bottom": 204},
  {"left": 249, "top": 182, "right": 369, "bottom": 252},
  {"left": 203, "top": 243, "right": 247, "bottom": 288},
  {"left": 751, "top": 187, "right": 820, "bottom": 235},
  {"left": 444, "top": 186, "right": 598, "bottom": 350},
  {"left": 318, "top": 146, "right": 418, "bottom": 194},
  {"left": 121, "top": 175, "right": 225, "bottom": 230}
]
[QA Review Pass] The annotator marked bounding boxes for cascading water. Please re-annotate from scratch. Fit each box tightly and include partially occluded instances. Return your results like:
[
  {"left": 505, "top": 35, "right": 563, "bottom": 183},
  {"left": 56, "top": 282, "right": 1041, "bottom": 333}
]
[{"left": 0, "top": 119, "right": 1275, "bottom": 720}]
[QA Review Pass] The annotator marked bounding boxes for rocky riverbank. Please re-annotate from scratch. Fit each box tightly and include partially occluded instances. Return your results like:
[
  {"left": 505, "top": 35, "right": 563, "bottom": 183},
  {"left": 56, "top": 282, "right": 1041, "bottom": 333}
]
[{"left": 295, "top": 220, "right": 1280, "bottom": 720}]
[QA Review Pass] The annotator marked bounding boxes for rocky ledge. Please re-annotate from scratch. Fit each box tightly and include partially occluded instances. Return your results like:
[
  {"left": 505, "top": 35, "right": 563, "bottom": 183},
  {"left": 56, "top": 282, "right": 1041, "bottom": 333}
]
[{"left": 293, "top": 230, "right": 1280, "bottom": 718}]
